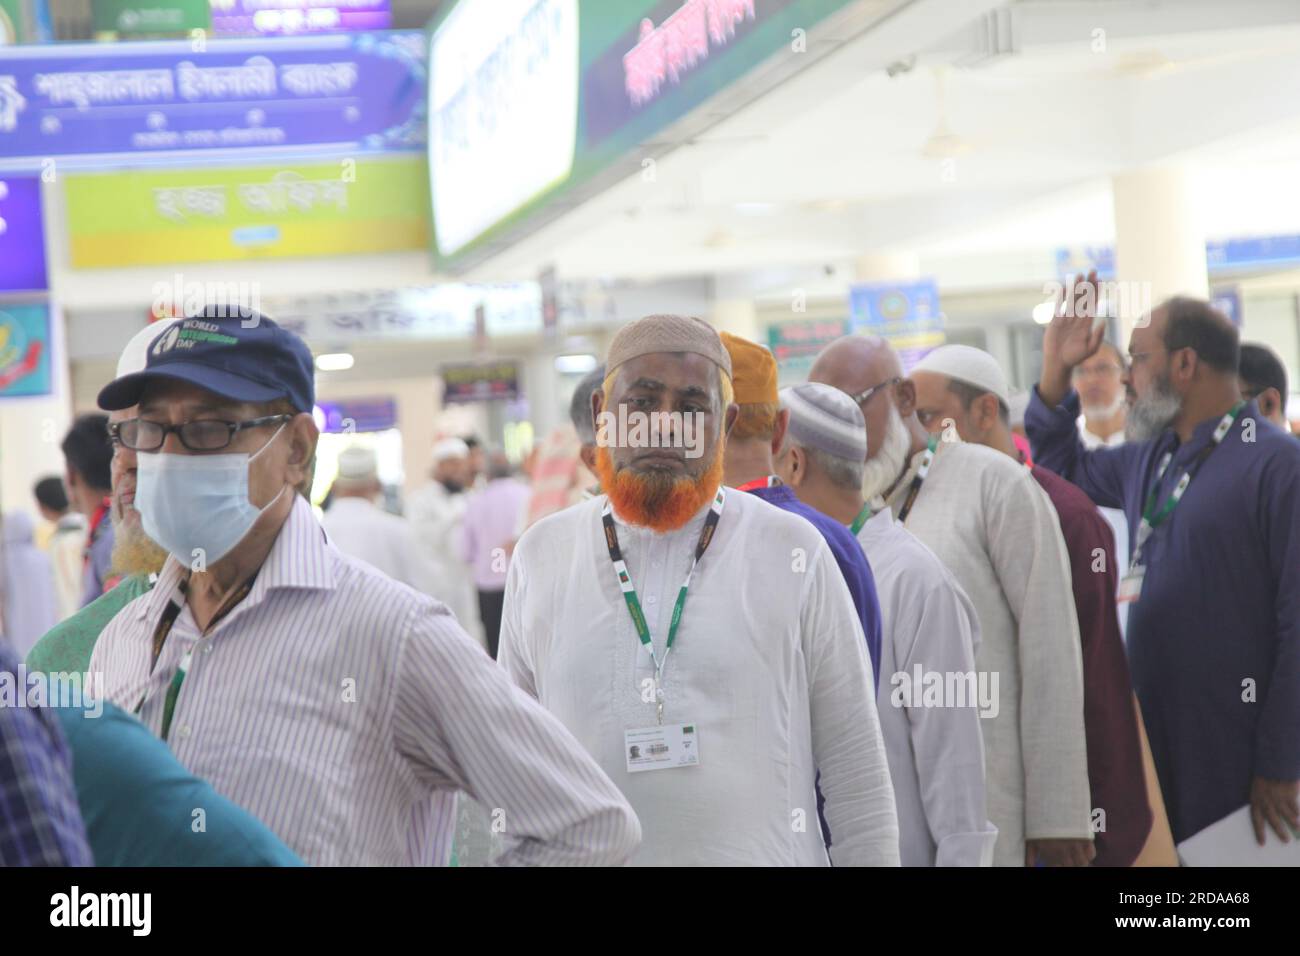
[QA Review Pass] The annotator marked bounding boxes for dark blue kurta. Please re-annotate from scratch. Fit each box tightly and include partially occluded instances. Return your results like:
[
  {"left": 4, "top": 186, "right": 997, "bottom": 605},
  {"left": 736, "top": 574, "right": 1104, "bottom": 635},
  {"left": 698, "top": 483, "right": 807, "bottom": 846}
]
[
  {"left": 1026, "top": 389, "right": 1300, "bottom": 843},
  {"left": 747, "top": 483, "right": 882, "bottom": 690}
]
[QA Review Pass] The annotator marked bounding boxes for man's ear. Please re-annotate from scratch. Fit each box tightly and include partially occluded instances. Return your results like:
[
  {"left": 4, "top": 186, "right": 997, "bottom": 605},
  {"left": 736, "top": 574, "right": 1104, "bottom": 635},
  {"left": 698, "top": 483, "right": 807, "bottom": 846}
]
[
  {"left": 287, "top": 413, "right": 319, "bottom": 478},
  {"left": 787, "top": 446, "right": 806, "bottom": 488},
  {"left": 1259, "top": 386, "right": 1283, "bottom": 422},
  {"left": 770, "top": 407, "right": 790, "bottom": 458},
  {"left": 1171, "top": 347, "right": 1197, "bottom": 386},
  {"left": 976, "top": 393, "right": 1000, "bottom": 433},
  {"left": 590, "top": 388, "right": 605, "bottom": 443},
  {"left": 895, "top": 378, "right": 917, "bottom": 417}
]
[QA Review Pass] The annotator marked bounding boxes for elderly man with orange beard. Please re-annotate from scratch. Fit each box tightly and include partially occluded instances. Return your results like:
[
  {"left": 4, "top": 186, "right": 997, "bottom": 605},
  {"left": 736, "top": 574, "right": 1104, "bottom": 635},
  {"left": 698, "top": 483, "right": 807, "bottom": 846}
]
[{"left": 499, "top": 314, "right": 899, "bottom": 866}]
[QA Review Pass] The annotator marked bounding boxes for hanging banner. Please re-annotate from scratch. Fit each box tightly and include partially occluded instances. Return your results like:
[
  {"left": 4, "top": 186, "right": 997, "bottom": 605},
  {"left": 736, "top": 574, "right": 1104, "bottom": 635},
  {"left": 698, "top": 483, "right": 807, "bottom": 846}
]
[
  {"left": 0, "top": 301, "right": 52, "bottom": 398},
  {"left": 210, "top": 1, "right": 392, "bottom": 37},
  {"left": 848, "top": 278, "right": 944, "bottom": 371},
  {"left": 428, "top": 0, "right": 860, "bottom": 267},
  {"left": 0, "top": 31, "right": 425, "bottom": 171},
  {"left": 0, "top": 175, "right": 47, "bottom": 292},
  {"left": 65, "top": 156, "right": 428, "bottom": 266},
  {"left": 265, "top": 283, "right": 543, "bottom": 344}
]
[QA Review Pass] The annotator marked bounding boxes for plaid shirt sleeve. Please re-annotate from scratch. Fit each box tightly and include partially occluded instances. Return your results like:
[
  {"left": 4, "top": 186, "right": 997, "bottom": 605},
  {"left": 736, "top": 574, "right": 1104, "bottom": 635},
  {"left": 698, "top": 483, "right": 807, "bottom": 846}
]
[{"left": 0, "top": 649, "right": 93, "bottom": 866}]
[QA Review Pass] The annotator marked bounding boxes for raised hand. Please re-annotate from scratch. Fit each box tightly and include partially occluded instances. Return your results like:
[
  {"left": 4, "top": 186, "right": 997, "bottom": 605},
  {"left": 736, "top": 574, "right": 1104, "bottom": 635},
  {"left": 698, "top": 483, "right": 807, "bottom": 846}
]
[{"left": 1039, "top": 269, "right": 1107, "bottom": 407}]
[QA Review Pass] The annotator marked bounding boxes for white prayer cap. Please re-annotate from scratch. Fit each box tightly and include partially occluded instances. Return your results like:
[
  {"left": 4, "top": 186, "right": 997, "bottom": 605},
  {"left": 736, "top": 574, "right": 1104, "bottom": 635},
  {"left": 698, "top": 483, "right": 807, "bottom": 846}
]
[
  {"left": 336, "top": 446, "right": 378, "bottom": 481},
  {"left": 911, "top": 345, "right": 1010, "bottom": 407},
  {"left": 117, "top": 320, "right": 180, "bottom": 378},
  {"left": 431, "top": 437, "right": 470, "bottom": 463}
]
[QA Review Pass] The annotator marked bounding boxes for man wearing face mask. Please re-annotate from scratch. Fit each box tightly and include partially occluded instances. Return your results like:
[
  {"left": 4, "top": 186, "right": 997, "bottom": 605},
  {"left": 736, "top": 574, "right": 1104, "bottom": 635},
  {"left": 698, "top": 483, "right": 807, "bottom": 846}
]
[
  {"left": 86, "top": 308, "right": 641, "bottom": 866},
  {"left": 1028, "top": 272, "right": 1300, "bottom": 854}
]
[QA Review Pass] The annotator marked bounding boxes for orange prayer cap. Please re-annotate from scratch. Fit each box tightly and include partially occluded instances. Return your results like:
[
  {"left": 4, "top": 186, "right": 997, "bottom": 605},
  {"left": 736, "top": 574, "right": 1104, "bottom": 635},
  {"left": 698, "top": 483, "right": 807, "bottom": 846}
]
[{"left": 720, "top": 331, "right": 778, "bottom": 405}]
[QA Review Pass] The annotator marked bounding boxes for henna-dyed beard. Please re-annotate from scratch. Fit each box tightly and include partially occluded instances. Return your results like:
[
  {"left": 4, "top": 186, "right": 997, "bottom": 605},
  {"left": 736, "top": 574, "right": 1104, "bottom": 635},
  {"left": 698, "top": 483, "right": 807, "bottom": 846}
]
[{"left": 595, "top": 443, "right": 725, "bottom": 533}]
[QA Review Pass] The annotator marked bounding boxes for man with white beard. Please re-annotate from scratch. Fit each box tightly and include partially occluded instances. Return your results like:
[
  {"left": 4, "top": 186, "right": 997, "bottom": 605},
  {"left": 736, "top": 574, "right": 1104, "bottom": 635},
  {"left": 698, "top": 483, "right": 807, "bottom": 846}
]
[
  {"left": 1074, "top": 342, "right": 1128, "bottom": 449},
  {"left": 809, "top": 336, "right": 1094, "bottom": 867},
  {"left": 1027, "top": 273, "right": 1300, "bottom": 854}
]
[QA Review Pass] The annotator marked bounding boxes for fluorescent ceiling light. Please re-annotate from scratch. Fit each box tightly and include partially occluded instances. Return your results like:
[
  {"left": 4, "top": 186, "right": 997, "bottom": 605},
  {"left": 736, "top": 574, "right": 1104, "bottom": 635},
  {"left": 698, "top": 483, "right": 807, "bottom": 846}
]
[
  {"left": 316, "top": 352, "right": 355, "bottom": 371},
  {"left": 555, "top": 353, "right": 598, "bottom": 374}
]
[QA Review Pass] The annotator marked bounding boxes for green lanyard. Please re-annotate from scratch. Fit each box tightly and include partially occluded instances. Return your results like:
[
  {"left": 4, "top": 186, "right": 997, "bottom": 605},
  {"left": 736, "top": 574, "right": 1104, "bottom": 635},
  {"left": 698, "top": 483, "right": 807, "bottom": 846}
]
[
  {"left": 1132, "top": 401, "right": 1244, "bottom": 566},
  {"left": 849, "top": 502, "right": 875, "bottom": 535},
  {"left": 601, "top": 488, "right": 725, "bottom": 724},
  {"left": 895, "top": 434, "right": 940, "bottom": 525},
  {"left": 137, "top": 569, "right": 257, "bottom": 742}
]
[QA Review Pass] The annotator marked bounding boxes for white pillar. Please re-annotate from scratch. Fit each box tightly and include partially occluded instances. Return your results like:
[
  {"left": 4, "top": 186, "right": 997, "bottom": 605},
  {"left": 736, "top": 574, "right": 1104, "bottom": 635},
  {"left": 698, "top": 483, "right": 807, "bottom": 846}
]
[
  {"left": 709, "top": 297, "right": 761, "bottom": 342},
  {"left": 1112, "top": 165, "right": 1209, "bottom": 338}
]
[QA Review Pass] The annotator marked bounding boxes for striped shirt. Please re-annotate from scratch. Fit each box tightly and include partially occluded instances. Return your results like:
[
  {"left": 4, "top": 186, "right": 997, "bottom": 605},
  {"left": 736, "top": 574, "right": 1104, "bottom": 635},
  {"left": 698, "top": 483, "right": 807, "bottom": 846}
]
[{"left": 88, "top": 494, "right": 640, "bottom": 866}]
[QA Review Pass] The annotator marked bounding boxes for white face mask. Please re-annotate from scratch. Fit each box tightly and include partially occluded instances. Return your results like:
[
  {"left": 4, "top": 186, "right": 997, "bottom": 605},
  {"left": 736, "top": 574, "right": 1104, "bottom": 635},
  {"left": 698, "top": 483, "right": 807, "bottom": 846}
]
[{"left": 135, "top": 423, "right": 288, "bottom": 567}]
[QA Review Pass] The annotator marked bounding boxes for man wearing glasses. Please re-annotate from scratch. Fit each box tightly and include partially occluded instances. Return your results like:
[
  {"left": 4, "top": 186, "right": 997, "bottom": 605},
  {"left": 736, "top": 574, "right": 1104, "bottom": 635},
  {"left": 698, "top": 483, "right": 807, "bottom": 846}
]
[
  {"left": 86, "top": 308, "right": 640, "bottom": 866},
  {"left": 1073, "top": 342, "right": 1129, "bottom": 449},
  {"left": 1028, "top": 273, "right": 1300, "bottom": 856}
]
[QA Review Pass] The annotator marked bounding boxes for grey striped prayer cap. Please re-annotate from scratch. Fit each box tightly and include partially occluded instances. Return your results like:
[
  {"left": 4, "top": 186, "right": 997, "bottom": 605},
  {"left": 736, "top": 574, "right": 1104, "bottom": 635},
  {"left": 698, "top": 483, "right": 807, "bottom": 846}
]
[{"left": 780, "top": 383, "right": 868, "bottom": 463}]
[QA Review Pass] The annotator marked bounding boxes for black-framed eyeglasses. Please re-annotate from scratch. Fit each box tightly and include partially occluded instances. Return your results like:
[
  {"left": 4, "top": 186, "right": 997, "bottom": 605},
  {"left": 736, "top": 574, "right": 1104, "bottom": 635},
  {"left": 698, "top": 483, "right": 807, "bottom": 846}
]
[
  {"left": 109, "top": 414, "right": 292, "bottom": 452},
  {"left": 849, "top": 377, "right": 901, "bottom": 406}
]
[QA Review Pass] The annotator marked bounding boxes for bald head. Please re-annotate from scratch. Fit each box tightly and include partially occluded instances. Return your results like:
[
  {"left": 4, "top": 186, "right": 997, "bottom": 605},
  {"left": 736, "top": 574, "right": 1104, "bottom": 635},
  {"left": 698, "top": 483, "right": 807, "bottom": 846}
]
[
  {"left": 809, "top": 335, "right": 901, "bottom": 395},
  {"left": 809, "top": 335, "right": 919, "bottom": 462}
]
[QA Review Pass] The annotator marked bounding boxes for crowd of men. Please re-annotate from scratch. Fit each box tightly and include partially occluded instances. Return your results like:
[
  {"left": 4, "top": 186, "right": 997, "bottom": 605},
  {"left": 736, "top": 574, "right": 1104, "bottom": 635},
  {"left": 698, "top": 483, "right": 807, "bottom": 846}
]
[{"left": 1, "top": 272, "right": 1297, "bottom": 866}]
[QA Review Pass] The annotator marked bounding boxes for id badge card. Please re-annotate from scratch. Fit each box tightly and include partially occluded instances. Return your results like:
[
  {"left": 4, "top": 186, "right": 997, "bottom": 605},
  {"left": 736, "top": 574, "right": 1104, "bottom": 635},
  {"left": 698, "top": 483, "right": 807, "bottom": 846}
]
[
  {"left": 1117, "top": 565, "right": 1145, "bottom": 604},
  {"left": 625, "top": 723, "right": 700, "bottom": 773}
]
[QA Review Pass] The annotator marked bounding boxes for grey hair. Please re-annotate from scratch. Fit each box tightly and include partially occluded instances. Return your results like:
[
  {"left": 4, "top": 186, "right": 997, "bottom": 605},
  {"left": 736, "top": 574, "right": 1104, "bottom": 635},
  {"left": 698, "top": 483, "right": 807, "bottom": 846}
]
[
  {"left": 777, "top": 433, "right": 864, "bottom": 491},
  {"left": 569, "top": 364, "right": 606, "bottom": 444},
  {"left": 809, "top": 446, "right": 864, "bottom": 491}
]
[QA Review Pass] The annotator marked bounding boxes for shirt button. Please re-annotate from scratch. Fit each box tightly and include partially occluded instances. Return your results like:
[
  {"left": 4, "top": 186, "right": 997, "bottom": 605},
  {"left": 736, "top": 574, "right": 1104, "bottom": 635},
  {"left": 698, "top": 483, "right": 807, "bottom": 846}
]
[
  {"left": 647, "top": 595, "right": 657, "bottom": 604},
  {"left": 179, "top": 725, "right": 193, "bottom": 739},
  {"left": 203, "top": 643, "right": 213, "bottom": 655}
]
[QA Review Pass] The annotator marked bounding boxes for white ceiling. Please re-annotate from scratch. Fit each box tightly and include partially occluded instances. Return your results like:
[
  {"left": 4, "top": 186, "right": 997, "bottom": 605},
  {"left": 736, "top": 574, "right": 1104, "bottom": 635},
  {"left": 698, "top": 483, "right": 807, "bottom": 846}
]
[{"left": 464, "top": 0, "right": 1300, "bottom": 288}]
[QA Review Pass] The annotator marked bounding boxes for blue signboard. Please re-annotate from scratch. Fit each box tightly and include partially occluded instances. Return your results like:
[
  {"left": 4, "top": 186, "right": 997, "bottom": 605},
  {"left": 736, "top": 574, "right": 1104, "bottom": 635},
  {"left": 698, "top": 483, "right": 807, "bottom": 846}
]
[
  {"left": 1210, "top": 285, "right": 1241, "bottom": 327},
  {"left": 1206, "top": 235, "right": 1300, "bottom": 272},
  {"left": 848, "top": 278, "right": 945, "bottom": 369},
  {"left": 315, "top": 396, "right": 397, "bottom": 433},
  {"left": 0, "top": 31, "right": 425, "bottom": 171},
  {"left": 1055, "top": 246, "right": 1116, "bottom": 281},
  {"left": 0, "top": 175, "right": 46, "bottom": 292}
]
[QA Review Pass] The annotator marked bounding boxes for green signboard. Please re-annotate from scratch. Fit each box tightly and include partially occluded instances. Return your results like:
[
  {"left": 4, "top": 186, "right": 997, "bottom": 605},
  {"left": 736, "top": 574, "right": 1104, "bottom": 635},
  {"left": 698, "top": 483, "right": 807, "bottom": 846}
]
[
  {"left": 65, "top": 157, "right": 430, "bottom": 267},
  {"left": 768, "top": 317, "right": 849, "bottom": 382},
  {"left": 0, "top": 0, "right": 27, "bottom": 44},
  {"left": 428, "top": 0, "right": 859, "bottom": 269},
  {"left": 92, "top": 0, "right": 211, "bottom": 38}
]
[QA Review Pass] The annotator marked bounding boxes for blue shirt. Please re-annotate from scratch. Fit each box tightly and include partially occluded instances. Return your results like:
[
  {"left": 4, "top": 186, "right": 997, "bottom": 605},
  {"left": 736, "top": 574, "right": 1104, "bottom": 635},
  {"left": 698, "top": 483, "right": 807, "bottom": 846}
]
[
  {"left": 52, "top": 702, "right": 304, "bottom": 867},
  {"left": 0, "top": 645, "right": 93, "bottom": 866},
  {"left": 1026, "top": 388, "right": 1300, "bottom": 843},
  {"left": 747, "top": 483, "right": 882, "bottom": 689}
]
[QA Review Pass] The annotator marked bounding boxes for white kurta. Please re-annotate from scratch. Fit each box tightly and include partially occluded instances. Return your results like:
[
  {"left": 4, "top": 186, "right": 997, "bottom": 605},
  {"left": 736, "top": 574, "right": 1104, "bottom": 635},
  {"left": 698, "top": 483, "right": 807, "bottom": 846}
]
[
  {"left": 322, "top": 497, "right": 438, "bottom": 596},
  {"left": 406, "top": 481, "right": 481, "bottom": 644},
  {"left": 500, "top": 489, "right": 900, "bottom": 866},
  {"left": 856, "top": 507, "right": 998, "bottom": 866},
  {"left": 884, "top": 440, "right": 1091, "bottom": 866}
]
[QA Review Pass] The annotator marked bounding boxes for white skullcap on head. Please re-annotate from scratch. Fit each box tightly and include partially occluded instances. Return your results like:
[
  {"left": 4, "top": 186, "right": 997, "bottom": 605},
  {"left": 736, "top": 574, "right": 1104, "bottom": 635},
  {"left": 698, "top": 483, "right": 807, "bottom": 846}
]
[
  {"left": 431, "top": 437, "right": 470, "bottom": 463},
  {"left": 117, "top": 320, "right": 180, "bottom": 378},
  {"left": 911, "top": 344, "right": 1011, "bottom": 407},
  {"left": 336, "top": 446, "right": 378, "bottom": 481}
]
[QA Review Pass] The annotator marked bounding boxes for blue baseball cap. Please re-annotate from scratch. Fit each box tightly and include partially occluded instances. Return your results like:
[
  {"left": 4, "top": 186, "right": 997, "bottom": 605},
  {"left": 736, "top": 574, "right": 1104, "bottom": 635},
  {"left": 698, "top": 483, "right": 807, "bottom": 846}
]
[{"left": 97, "top": 307, "right": 315, "bottom": 413}]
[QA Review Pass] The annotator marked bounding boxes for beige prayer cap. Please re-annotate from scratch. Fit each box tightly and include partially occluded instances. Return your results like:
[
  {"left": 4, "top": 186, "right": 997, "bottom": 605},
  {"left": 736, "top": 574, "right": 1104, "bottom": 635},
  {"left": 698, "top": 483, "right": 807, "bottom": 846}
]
[{"left": 605, "top": 314, "right": 732, "bottom": 379}]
